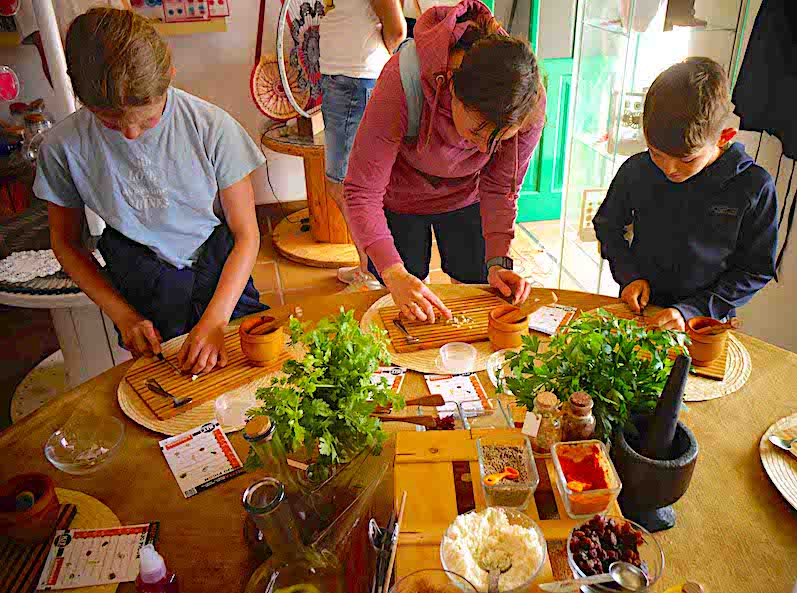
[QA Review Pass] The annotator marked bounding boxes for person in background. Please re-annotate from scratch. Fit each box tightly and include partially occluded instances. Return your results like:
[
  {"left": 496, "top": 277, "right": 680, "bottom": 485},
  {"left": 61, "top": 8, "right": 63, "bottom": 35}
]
[
  {"left": 593, "top": 58, "right": 777, "bottom": 330},
  {"left": 319, "top": 0, "right": 406, "bottom": 292},
  {"left": 35, "top": 8, "right": 267, "bottom": 374},
  {"left": 344, "top": 1, "right": 546, "bottom": 323}
]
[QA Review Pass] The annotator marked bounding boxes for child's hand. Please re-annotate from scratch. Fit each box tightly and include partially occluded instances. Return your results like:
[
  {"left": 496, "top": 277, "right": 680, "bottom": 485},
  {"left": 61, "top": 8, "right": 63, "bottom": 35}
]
[
  {"left": 177, "top": 320, "right": 229, "bottom": 375},
  {"left": 646, "top": 308, "right": 686, "bottom": 332},
  {"left": 118, "top": 313, "right": 162, "bottom": 357},
  {"left": 621, "top": 279, "right": 651, "bottom": 314}
]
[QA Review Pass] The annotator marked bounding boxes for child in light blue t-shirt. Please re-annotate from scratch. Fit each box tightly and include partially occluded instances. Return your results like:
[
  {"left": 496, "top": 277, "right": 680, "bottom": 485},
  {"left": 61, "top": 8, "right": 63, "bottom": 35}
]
[{"left": 34, "top": 8, "right": 267, "bottom": 375}]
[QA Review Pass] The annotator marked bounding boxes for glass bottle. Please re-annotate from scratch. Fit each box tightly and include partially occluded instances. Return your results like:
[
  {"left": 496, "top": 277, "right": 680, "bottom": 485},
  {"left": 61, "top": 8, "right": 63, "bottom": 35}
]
[
  {"left": 562, "top": 391, "right": 596, "bottom": 441},
  {"left": 531, "top": 391, "right": 562, "bottom": 455},
  {"left": 242, "top": 477, "right": 339, "bottom": 593}
]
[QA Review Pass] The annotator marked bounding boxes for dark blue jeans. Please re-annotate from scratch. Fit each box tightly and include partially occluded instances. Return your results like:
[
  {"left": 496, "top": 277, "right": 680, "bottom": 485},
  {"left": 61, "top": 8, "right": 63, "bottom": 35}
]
[{"left": 98, "top": 224, "right": 267, "bottom": 344}]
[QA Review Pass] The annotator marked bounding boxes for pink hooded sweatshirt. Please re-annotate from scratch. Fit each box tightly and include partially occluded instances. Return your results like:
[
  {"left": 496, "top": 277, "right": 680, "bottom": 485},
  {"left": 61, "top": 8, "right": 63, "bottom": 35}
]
[{"left": 343, "top": 0, "right": 546, "bottom": 274}]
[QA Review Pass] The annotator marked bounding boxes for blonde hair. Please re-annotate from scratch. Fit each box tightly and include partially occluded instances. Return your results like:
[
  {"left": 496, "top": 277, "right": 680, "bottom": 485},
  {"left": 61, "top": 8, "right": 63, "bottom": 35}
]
[{"left": 65, "top": 8, "right": 173, "bottom": 110}]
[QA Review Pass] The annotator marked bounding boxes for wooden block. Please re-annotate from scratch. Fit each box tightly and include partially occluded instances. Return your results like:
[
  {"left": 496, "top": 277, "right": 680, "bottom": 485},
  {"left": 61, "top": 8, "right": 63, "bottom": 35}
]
[
  {"left": 396, "top": 462, "right": 458, "bottom": 535},
  {"left": 396, "top": 430, "right": 476, "bottom": 463},
  {"left": 304, "top": 152, "right": 329, "bottom": 243}
]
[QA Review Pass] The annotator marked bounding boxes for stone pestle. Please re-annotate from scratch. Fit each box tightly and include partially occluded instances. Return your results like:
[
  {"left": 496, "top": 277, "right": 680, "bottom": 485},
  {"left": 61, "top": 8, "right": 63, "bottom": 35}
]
[{"left": 640, "top": 354, "right": 691, "bottom": 460}]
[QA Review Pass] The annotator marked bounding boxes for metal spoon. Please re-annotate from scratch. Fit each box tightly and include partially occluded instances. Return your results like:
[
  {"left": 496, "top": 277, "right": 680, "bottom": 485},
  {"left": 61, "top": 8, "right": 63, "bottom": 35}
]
[
  {"left": 769, "top": 434, "right": 797, "bottom": 456},
  {"left": 393, "top": 319, "right": 420, "bottom": 344},
  {"left": 479, "top": 552, "right": 512, "bottom": 593},
  {"left": 146, "top": 379, "right": 192, "bottom": 407},
  {"left": 538, "top": 561, "right": 648, "bottom": 593}
]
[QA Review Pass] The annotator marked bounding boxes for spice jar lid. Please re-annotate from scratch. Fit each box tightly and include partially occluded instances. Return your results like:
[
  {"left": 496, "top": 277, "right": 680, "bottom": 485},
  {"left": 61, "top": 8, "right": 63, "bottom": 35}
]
[
  {"left": 569, "top": 391, "right": 594, "bottom": 414},
  {"left": 534, "top": 391, "right": 559, "bottom": 411},
  {"left": 24, "top": 114, "right": 45, "bottom": 124},
  {"left": 244, "top": 416, "right": 273, "bottom": 442}
]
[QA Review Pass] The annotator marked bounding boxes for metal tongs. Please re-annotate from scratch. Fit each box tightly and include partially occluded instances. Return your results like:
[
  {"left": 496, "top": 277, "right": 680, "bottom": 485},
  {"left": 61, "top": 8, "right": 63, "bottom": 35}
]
[{"left": 369, "top": 492, "right": 407, "bottom": 593}]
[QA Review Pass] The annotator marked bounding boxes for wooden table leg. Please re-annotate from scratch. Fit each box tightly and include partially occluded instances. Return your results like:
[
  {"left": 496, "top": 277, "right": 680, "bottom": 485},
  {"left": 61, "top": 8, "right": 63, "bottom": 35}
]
[{"left": 303, "top": 152, "right": 353, "bottom": 245}]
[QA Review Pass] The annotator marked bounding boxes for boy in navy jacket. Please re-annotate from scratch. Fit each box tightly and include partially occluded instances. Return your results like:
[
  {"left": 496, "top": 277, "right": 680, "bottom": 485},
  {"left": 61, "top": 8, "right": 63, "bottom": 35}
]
[{"left": 593, "top": 57, "right": 777, "bottom": 331}]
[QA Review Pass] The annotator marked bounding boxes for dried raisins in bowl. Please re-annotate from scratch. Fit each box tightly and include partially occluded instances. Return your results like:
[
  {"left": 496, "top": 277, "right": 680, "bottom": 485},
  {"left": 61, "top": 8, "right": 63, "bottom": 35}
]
[{"left": 566, "top": 515, "right": 664, "bottom": 592}]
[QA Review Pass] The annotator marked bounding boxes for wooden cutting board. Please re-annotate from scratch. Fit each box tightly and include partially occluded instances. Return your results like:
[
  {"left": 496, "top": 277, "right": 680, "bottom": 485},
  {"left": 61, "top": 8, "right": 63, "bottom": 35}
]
[
  {"left": 123, "top": 327, "right": 290, "bottom": 420},
  {"left": 593, "top": 304, "right": 728, "bottom": 381},
  {"left": 378, "top": 294, "right": 507, "bottom": 353}
]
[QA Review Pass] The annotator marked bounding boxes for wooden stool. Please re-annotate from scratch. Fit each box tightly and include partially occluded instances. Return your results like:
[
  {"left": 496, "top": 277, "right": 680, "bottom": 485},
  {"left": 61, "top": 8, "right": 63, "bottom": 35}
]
[{"left": 261, "top": 127, "right": 359, "bottom": 268}]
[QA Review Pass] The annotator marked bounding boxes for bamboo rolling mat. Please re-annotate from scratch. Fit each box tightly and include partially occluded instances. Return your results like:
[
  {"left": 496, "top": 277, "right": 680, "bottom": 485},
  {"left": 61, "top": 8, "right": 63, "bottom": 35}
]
[
  {"left": 378, "top": 293, "right": 507, "bottom": 354},
  {"left": 123, "top": 328, "right": 290, "bottom": 420},
  {"left": 0, "top": 504, "right": 76, "bottom": 593}
]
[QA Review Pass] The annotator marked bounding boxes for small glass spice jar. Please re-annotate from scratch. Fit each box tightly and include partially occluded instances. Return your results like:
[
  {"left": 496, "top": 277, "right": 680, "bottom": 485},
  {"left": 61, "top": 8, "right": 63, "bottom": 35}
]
[
  {"left": 530, "top": 391, "right": 562, "bottom": 455},
  {"left": 562, "top": 391, "right": 596, "bottom": 441}
]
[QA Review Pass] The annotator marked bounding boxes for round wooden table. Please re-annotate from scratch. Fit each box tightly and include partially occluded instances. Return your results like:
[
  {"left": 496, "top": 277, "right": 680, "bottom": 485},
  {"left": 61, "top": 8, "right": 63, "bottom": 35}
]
[
  {"left": 261, "top": 127, "right": 359, "bottom": 269},
  {"left": 1, "top": 288, "right": 796, "bottom": 593}
]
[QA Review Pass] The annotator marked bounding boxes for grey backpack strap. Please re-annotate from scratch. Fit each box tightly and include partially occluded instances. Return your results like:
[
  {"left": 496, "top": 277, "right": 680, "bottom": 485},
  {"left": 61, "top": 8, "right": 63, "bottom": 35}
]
[{"left": 399, "top": 39, "right": 423, "bottom": 141}]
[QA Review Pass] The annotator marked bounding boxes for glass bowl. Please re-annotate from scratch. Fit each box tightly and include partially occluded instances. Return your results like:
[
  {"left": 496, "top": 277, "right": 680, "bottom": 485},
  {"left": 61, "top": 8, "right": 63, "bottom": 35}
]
[
  {"left": 389, "top": 569, "right": 478, "bottom": 593},
  {"left": 567, "top": 515, "right": 664, "bottom": 592},
  {"left": 439, "top": 342, "right": 477, "bottom": 374},
  {"left": 486, "top": 349, "right": 515, "bottom": 396},
  {"left": 440, "top": 507, "right": 547, "bottom": 592},
  {"left": 477, "top": 434, "right": 539, "bottom": 510},
  {"left": 45, "top": 415, "right": 124, "bottom": 475},
  {"left": 552, "top": 441, "right": 622, "bottom": 519},
  {"left": 458, "top": 398, "right": 511, "bottom": 430}
]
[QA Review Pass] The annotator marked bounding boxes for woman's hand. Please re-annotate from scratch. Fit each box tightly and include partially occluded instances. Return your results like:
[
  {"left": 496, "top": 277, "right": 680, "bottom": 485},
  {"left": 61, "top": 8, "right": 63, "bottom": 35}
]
[
  {"left": 646, "top": 308, "right": 686, "bottom": 332},
  {"left": 382, "top": 263, "right": 452, "bottom": 323},
  {"left": 177, "top": 319, "right": 229, "bottom": 375},
  {"left": 117, "top": 311, "right": 162, "bottom": 357},
  {"left": 488, "top": 266, "right": 532, "bottom": 304}
]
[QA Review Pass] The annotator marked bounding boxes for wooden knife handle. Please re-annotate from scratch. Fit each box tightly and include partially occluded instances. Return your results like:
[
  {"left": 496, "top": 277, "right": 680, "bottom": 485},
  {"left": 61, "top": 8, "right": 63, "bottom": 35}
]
[{"left": 373, "top": 394, "right": 445, "bottom": 413}]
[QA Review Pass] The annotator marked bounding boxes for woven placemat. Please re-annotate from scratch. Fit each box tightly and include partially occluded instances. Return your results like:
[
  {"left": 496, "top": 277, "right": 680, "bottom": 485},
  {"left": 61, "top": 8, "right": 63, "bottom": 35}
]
[
  {"left": 585, "top": 303, "right": 752, "bottom": 401},
  {"left": 759, "top": 413, "right": 797, "bottom": 511},
  {"left": 118, "top": 330, "right": 302, "bottom": 436},
  {"left": 52, "top": 488, "right": 121, "bottom": 593},
  {"left": 360, "top": 285, "right": 498, "bottom": 375},
  {"left": 0, "top": 270, "right": 80, "bottom": 295}
]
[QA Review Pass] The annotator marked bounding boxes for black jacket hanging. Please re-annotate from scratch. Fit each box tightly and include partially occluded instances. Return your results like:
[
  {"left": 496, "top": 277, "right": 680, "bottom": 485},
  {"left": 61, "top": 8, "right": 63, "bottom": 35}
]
[{"left": 733, "top": 0, "right": 797, "bottom": 160}]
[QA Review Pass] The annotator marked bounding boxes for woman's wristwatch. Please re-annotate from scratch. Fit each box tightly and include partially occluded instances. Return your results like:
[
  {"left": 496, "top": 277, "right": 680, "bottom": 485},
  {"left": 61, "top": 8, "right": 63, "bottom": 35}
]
[{"left": 486, "top": 256, "right": 514, "bottom": 271}]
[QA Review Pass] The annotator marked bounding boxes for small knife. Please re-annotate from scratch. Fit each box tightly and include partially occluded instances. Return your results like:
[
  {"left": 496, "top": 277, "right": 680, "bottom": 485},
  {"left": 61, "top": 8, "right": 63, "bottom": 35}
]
[{"left": 157, "top": 353, "right": 199, "bottom": 381}]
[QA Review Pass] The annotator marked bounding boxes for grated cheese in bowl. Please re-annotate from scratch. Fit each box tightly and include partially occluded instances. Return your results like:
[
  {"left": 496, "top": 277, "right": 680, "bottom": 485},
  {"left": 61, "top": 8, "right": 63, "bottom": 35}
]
[{"left": 440, "top": 507, "right": 546, "bottom": 592}]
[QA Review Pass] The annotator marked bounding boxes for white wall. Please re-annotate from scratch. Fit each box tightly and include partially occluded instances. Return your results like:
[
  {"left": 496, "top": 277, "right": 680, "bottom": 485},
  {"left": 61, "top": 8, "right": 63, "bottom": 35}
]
[
  {"left": 732, "top": 0, "right": 797, "bottom": 352},
  {"left": 0, "top": 4, "right": 307, "bottom": 204}
]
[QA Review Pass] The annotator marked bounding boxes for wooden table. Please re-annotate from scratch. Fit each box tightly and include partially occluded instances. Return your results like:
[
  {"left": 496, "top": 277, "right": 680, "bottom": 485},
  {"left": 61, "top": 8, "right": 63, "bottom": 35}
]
[
  {"left": 1, "top": 289, "right": 796, "bottom": 593},
  {"left": 261, "top": 127, "right": 359, "bottom": 269}
]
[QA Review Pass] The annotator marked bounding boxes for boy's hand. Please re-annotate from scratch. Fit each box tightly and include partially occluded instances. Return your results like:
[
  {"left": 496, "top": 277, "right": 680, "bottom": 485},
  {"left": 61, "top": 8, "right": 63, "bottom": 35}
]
[
  {"left": 488, "top": 266, "right": 532, "bottom": 305},
  {"left": 621, "top": 279, "right": 651, "bottom": 314},
  {"left": 118, "top": 312, "right": 162, "bottom": 357},
  {"left": 646, "top": 308, "right": 686, "bottom": 332},
  {"left": 177, "top": 319, "right": 229, "bottom": 375}
]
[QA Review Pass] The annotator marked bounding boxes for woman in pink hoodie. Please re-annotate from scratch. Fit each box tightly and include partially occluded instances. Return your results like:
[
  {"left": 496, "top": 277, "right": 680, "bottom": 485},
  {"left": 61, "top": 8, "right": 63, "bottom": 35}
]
[{"left": 344, "top": 0, "right": 547, "bottom": 323}]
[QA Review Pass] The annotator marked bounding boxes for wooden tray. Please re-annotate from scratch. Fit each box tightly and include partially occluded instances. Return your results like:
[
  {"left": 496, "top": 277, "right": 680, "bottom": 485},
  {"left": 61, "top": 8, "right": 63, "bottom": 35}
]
[
  {"left": 0, "top": 504, "right": 76, "bottom": 593},
  {"left": 379, "top": 294, "right": 507, "bottom": 354},
  {"left": 590, "top": 303, "right": 728, "bottom": 381},
  {"left": 123, "top": 327, "right": 290, "bottom": 420},
  {"left": 393, "top": 429, "right": 623, "bottom": 588}
]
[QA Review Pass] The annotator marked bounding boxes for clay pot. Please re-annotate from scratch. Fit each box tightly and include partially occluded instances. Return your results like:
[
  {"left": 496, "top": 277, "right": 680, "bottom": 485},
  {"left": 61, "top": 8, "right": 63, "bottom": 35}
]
[
  {"left": 0, "top": 473, "right": 60, "bottom": 544},
  {"left": 239, "top": 318, "right": 284, "bottom": 367},
  {"left": 686, "top": 317, "right": 728, "bottom": 367},
  {"left": 488, "top": 304, "right": 529, "bottom": 350}
]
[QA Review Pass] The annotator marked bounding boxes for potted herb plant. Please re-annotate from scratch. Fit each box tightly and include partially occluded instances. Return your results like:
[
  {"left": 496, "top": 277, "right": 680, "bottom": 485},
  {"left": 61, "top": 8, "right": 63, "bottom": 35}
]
[{"left": 503, "top": 309, "right": 689, "bottom": 441}]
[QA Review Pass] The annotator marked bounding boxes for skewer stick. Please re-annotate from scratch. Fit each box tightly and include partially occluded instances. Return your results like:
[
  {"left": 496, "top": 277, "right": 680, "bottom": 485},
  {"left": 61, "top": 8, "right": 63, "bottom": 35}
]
[{"left": 383, "top": 491, "right": 407, "bottom": 593}]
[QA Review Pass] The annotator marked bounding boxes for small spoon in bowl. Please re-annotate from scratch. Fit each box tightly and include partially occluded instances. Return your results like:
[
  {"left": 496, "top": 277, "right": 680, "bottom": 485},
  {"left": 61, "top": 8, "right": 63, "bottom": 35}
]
[
  {"left": 538, "top": 561, "right": 648, "bottom": 593},
  {"left": 479, "top": 552, "right": 512, "bottom": 593}
]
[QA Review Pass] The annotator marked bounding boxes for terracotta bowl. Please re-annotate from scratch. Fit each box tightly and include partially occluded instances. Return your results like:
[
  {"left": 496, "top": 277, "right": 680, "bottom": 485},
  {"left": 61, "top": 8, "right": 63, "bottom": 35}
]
[
  {"left": 686, "top": 316, "right": 728, "bottom": 367},
  {"left": 239, "top": 318, "right": 284, "bottom": 367},
  {"left": 0, "top": 473, "right": 60, "bottom": 544},
  {"left": 488, "top": 304, "right": 529, "bottom": 350}
]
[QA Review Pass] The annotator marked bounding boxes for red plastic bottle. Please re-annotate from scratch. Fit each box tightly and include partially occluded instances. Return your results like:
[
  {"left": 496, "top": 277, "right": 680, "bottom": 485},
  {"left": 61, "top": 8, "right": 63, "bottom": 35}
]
[{"left": 135, "top": 544, "right": 180, "bottom": 593}]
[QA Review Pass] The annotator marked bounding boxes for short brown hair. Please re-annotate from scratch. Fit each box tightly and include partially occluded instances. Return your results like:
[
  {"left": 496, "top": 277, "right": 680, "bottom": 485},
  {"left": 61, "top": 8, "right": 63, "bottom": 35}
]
[
  {"left": 643, "top": 57, "right": 731, "bottom": 157},
  {"left": 65, "top": 8, "right": 172, "bottom": 110},
  {"left": 451, "top": 9, "right": 542, "bottom": 132}
]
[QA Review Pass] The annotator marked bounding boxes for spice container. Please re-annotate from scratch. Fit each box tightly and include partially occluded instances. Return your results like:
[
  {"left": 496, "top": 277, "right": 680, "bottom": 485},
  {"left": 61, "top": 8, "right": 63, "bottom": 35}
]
[
  {"left": 562, "top": 392, "right": 596, "bottom": 441},
  {"left": 477, "top": 434, "right": 539, "bottom": 510},
  {"left": 552, "top": 440, "right": 622, "bottom": 519},
  {"left": 457, "top": 398, "right": 510, "bottom": 430},
  {"left": 530, "top": 391, "right": 562, "bottom": 455}
]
